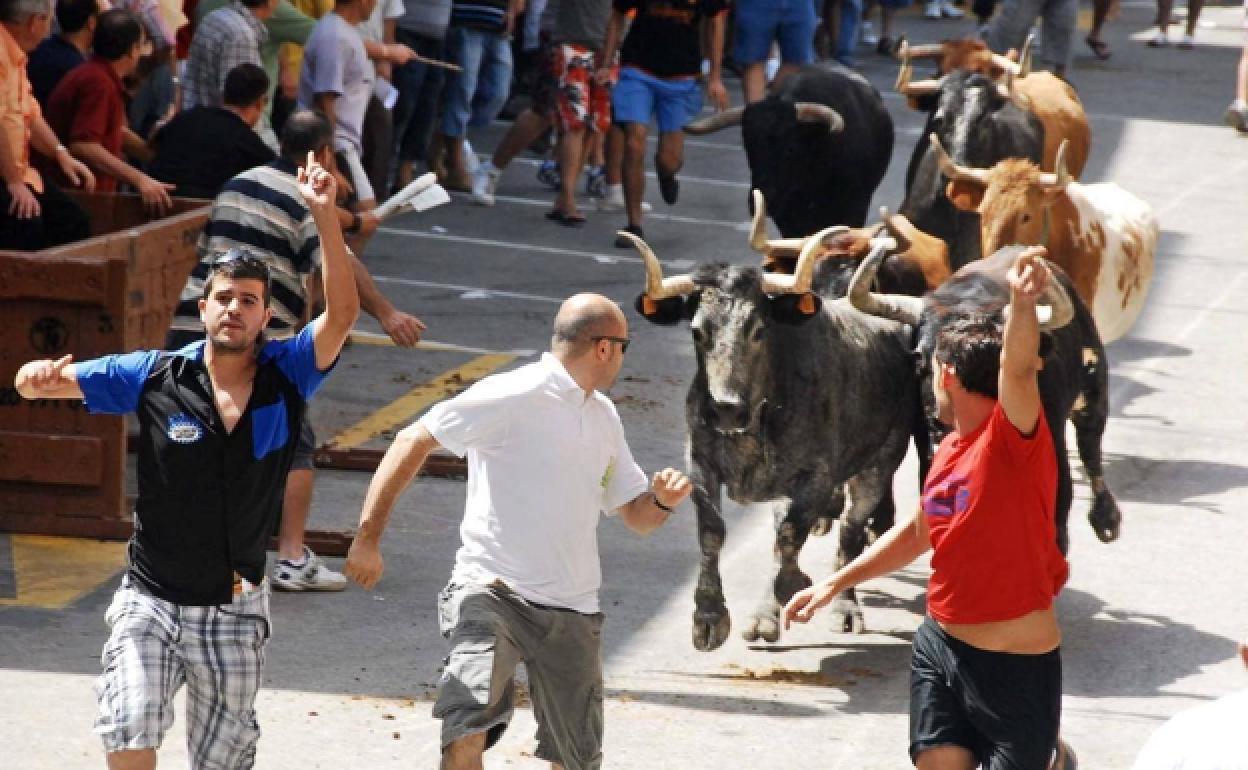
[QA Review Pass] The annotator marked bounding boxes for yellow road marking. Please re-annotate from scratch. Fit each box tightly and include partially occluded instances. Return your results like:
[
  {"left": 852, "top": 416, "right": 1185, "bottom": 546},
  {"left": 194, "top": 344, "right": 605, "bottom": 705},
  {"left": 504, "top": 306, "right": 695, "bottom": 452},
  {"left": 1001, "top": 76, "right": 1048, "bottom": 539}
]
[
  {"left": 0, "top": 535, "right": 126, "bottom": 609},
  {"left": 327, "top": 354, "right": 515, "bottom": 449}
]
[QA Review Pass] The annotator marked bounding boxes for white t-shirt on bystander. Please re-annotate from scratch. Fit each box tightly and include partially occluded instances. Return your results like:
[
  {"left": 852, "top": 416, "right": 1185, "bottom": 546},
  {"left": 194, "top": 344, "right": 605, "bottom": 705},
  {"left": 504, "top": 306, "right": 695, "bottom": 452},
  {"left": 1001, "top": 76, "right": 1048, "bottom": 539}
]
[
  {"left": 418, "top": 353, "right": 649, "bottom": 614},
  {"left": 298, "top": 12, "right": 373, "bottom": 153}
]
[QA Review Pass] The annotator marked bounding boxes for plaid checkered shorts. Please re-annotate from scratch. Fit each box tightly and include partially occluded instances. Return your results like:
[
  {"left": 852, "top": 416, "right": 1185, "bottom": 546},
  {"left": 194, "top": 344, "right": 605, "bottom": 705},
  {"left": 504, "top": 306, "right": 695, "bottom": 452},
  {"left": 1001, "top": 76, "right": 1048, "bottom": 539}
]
[{"left": 94, "top": 574, "right": 272, "bottom": 768}]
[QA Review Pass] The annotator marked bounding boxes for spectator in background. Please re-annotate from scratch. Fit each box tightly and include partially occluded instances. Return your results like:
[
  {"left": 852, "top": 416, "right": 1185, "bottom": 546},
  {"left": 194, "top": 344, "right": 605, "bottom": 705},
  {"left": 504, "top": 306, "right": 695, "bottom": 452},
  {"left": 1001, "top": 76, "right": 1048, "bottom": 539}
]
[
  {"left": 1225, "top": 9, "right": 1248, "bottom": 134},
  {"left": 431, "top": 0, "right": 521, "bottom": 190},
  {"left": 859, "top": 0, "right": 911, "bottom": 57},
  {"left": 183, "top": 0, "right": 277, "bottom": 110},
  {"left": 149, "top": 62, "right": 276, "bottom": 198},
  {"left": 27, "top": 0, "right": 98, "bottom": 107},
  {"left": 46, "top": 9, "right": 175, "bottom": 210},
  {"left": 112, "top": 0, "right": 181, "bottom": 136},
  {"left": 734, "top": 0, "right": 814, "bottom": 103},
  {"left": 984, "top": 0, "right": 1074, "bottom": 76},
  {"left": 1147, "top": 0, "right": 1203, "bottom": 48},
  {"left": 168, "top": 110, "right": 425, "bottom": 592},
  {"left": 1085, "top": 0, "right": 1116, "bottom": 60},
  {"left": 817, "top": 0, "right": 865, "bottom": 67},
  {"left": 390, "top": 0, "right": 450, "bottom": 192},
  {"left": 357, "top": 0, "right": 405, "bottom": 200},
  {"left": 0, "top": 0, "right": 93, "bottom": 250},
  {"left": 298, "top": 0, "right": 379, "bottom": 210},
  {"left": 601, "top": 0, "right": 728, "bottom": 247}
]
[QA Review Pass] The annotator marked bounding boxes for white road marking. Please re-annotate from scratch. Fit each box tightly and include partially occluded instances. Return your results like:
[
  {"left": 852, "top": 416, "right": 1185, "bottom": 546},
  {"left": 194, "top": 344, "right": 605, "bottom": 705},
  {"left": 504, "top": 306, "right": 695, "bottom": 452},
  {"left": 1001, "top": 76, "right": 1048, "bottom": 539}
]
[
  {"left": 450, "top": 191, "right": 752, "bottom": 231},
  {"left": 376, "top": 227, "right": 697, "bottom": 270},
  {"left": 370, "top": 275, "right": 565, "bottom": 304},
  {"left": 510, "top": 157, "right": 750, "bottom": 190}
]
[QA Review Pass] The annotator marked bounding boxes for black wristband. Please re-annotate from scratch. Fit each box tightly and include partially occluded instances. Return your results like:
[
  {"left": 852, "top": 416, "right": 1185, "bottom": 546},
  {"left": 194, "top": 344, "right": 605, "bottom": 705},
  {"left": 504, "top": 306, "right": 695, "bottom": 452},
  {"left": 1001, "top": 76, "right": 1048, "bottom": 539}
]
[
  {"left": 346, "top": 212, "right": 362, "bottom": 233},
  {"left": 653, "top": 493, "right": 673, "bottom": 513}
]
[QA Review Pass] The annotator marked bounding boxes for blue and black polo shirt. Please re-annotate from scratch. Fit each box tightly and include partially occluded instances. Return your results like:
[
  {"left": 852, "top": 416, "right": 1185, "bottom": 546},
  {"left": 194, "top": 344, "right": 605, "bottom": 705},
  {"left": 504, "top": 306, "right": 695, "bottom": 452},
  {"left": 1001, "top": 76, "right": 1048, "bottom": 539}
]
[{"left": 76, "top": 326, "right": 333, "bottom": 606}]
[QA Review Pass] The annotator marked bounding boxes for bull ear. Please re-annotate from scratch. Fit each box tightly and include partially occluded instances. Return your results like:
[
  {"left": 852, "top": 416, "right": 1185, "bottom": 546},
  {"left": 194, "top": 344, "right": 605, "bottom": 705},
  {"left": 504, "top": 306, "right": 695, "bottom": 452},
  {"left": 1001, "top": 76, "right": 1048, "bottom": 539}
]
[
  {"left": 770, "top": 292, "right": 822, "bottom": 325},
  {"left": 634, "top": 293, "right": 686, "bottom": 325},
  {"left": 946, "top": 179, "right": 984, "bottom": 212}
]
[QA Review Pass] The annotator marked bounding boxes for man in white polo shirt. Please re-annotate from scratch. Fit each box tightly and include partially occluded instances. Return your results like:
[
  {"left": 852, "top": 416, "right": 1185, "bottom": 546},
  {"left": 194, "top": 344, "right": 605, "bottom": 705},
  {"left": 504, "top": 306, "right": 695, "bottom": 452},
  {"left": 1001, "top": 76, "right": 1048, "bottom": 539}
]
[{"left": 345, "top": 293, "right": 691, "bottom": 770}]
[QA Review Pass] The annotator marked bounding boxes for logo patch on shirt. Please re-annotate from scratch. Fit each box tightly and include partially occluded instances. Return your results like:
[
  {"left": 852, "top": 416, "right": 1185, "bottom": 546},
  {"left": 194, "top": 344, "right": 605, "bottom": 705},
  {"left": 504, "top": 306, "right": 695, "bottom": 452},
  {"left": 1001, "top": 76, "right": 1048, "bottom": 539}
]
[
  {"left": 167, "top": 413, "right": 204, "bottom": 444},
  {"left": 922, "top": 476, "right": 970, "bottom": 517},
  {"left": 600, "top": 457, "right": 616, "bottom": 490}
]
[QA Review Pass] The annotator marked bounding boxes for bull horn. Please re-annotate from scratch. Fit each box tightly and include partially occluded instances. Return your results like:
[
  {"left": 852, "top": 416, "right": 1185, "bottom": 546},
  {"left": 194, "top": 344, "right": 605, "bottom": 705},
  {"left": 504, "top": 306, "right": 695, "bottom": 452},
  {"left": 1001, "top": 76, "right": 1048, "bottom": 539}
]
[
  {"left": 878, "top": 206, "right": 912, "bottom": 254},
  {"left": 761, "top": 225, "right": 848, "bottom": 295},
  {"left": 747, "top": 191, "right": 804, "bottom": 255},
  {"left": 929, "top": 133, "right": 992, "bottom": 185},
  {"left": 904, "top": 42, "right": 946, "bottom": 59},
  {"left": 990, "top": 53, "right": 1021, "bottom": 78},
  {"left": 847, "top": 241, "right": 927, "bottom": 326},
  {"left": 899, "top": 72, "right": 946, "bottom": 98},
  {"left": 1036, "top": 140, "right": 1072, "bottom": 190},
  {"left": 1019, "top": 33, "right": 1034, "bottom": 78},
  {"left": 684, "top": 106, "right": 745, "bottom": 135},
  {"left": 618, "top": 231, "right": 695, "bottom": 300},
  {"left": 995, "top": 65, "right": 1014, "bottom": 101},
  {"left": 795, "top": 102, "right": 844, "bottom": 133}
]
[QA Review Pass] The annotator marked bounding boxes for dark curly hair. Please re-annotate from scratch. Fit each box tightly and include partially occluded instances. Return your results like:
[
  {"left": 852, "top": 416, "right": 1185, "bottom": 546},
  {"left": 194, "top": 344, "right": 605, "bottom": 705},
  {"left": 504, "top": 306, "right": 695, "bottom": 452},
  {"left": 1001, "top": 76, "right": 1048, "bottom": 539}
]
[{"left": 933, "top": 313, "right": 1002, "bottom": 399}]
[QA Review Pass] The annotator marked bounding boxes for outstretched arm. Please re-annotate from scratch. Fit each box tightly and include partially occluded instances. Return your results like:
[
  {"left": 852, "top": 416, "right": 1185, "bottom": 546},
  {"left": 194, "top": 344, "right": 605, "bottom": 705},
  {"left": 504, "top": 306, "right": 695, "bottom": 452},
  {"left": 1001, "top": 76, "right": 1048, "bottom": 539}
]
[
  {"left": 15, "top": 354, "right": 82, "bottom": 400},
  {"left": 345, "top": 423, "right": 442, "bottom": 588},
  {"left": 783, "top": 506, "right": 930, "bottom": 628},
  {"left": 300, "top": 152, "right": 361, "bottom": 370},
  {"left": 617, "top": 468, "right": 693, "bottom": 535},
  {"left": 999, "top": 246, "right": 1049, "bottom": 434}
]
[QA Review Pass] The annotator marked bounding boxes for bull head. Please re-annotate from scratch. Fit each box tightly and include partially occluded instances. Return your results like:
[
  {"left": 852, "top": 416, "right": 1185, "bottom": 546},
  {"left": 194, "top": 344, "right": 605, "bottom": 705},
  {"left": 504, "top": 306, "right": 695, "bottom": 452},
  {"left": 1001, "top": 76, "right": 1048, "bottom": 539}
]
[
  {"left": 685, "top": 103, "right": 845, "bottom": 135},
  {"left": 896, "top": 38, "right": 1026, "bottom": 106}
]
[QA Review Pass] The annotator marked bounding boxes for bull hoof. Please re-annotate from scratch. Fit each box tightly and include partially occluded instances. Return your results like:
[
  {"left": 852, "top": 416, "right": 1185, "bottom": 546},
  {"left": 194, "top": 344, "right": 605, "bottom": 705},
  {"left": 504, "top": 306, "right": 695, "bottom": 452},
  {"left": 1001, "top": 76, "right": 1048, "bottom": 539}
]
[
  {"left": 1088, "top": 490, "right": 1122, "bottom": 543},
  {"left": 810, "top": 516, "right": 835, "bottom": 537},
  {"left": 742, "top": 614, "right": 781, "bottom": 644},
  {"left": 692, "top": 606, "right": 732, "bottom": 651},
  {"left": 830, "top": 599, "right": 865, "bottom": 634},
  {"left": 774, "top": 570, "right": 813, "bottom": 605}
]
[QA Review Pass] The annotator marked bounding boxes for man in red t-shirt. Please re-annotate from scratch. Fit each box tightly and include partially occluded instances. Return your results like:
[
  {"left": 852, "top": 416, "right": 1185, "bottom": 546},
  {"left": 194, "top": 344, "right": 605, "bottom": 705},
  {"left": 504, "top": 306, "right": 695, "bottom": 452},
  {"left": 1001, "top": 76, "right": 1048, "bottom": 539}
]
[
  {"left": 784, "top": 245, "right": 1076, "bottom": 770},
  {"left": 46, "top": 9, "right": 174, "bottom": 210}
]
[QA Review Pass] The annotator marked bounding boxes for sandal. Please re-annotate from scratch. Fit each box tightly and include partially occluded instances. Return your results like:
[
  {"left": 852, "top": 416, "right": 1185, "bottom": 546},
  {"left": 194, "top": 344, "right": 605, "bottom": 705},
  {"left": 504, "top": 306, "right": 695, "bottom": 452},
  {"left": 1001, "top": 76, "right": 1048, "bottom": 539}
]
[
  {"left": 545, "top": 209, "right": 587, "bottom": 227},
  {"left": 1085, "top": 35, "right": 1111, "bottom": 60}
]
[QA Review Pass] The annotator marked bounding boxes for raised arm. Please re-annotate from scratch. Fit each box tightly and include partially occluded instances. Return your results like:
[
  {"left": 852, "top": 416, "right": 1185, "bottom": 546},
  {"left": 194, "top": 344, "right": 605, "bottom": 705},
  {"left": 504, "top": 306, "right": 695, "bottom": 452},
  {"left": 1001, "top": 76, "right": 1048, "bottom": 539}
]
[
  {"left": 617, "top": 467, "right": 692, "bottom": 535},
  {"left": 299, "top": 152, "right": 361, "bottom": 369},
  {"left": 14, "top": 354, "right": 82, "bottom": 400},
  {"left": 999, "top": 246, "right": 1048, "bottom": 434},
  {"left": 345, "top": 422, "right": 442, "bottom": 588},
  {"left": 703, "top": 11, "right": 728, "bottom": 111},
  {"left": 595, "top": 10, "right": 626, "bottom": 84}
]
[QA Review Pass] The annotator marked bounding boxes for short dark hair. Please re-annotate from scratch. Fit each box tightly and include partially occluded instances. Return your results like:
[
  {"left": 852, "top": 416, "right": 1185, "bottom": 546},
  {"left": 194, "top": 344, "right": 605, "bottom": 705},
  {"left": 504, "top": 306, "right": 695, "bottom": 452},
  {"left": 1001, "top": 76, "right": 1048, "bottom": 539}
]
[
  {"left": 92, "top": 9, "right": 143, "bottom": 61},
  {"left": 237, "top": 0, "right": 270, "bottom": 9},
  {"left": 202, "top": 249, "right": 272, "bottom": 305},
  {"left": 223, "top": 63, "right": 269, "bottom": 108},
  {"left": 0, "top": 0, "right": 51, "bottom": 26},
  {"left": 933, "top": 314, "right": 1002, "bottom": 399},
  {"left": 55, "top": 0, "right": 97, "bottom": 34},
  {"left": 279, "top": 110, "right": 333, "bottom": 163}
]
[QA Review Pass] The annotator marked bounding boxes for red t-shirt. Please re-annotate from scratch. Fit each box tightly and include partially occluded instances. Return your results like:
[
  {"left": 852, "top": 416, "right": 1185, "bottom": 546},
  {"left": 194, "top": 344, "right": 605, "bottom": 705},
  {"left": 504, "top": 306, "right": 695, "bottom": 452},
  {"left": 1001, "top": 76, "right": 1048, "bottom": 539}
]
[
  {"left": 45, "top": 57, "right": 125, "bottom": 192},
  {"left": 922, "top": 402, "right": 1068, "bottom": 624}
]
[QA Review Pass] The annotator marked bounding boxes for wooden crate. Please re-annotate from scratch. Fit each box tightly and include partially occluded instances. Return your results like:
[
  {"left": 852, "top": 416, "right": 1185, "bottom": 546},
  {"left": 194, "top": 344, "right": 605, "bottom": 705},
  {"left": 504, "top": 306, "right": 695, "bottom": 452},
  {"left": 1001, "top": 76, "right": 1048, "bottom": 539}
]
[{"left": 0, "top": 194, "right": 209, "bottom": 536}]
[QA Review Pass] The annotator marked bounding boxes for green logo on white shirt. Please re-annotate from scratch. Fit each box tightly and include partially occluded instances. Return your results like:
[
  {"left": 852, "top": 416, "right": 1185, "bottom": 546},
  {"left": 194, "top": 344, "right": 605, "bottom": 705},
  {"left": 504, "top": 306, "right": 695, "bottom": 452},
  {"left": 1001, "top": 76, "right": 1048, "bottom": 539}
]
[{"left": 601, "top": 457, "right": 615, "bottom": 490}]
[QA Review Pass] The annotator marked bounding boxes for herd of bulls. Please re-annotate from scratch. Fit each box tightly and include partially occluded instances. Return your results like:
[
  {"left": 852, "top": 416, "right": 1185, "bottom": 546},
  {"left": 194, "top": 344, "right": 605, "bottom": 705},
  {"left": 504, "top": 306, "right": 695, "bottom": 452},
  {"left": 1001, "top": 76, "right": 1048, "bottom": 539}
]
[{"left": 619, "top": 37, "right": 1160, "bottom": 652}]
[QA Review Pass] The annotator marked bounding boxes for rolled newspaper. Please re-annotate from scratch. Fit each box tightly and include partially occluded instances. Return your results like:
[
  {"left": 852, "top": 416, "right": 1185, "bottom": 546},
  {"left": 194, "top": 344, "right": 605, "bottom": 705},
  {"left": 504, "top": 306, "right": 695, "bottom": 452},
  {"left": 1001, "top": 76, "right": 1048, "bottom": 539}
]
[{"left": 374, "top": 172, "right": 449, "bottom": 219}]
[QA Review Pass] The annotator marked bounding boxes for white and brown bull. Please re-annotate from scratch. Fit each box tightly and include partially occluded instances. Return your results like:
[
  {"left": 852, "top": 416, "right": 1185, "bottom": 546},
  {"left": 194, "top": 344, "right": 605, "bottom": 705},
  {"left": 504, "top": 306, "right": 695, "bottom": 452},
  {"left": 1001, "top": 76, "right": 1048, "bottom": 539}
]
[
  {"left": 930, "top": 134, "right": 1158, "bottom": 343},
  {"left": 897, "top": 37, "right": 1091, "bottom": 180}
]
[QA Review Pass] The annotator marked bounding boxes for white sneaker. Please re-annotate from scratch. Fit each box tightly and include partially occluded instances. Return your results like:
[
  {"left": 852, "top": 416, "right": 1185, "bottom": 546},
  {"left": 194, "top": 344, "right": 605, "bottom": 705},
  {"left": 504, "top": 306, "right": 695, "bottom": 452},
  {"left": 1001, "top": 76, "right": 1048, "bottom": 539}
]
[
  {"left": 924, "top": 1, "right": 941, "bottom": 18},
  {"left": 272, "top": 546, "right": 347, "bottom": 592},
  {"left": 1178, "top": 33, "right": 1195, "bottom": 49},
  {"left": 462, "top": 139, "right": 480, "bottom": 174},
  {"left": 597, "top": 185, "right": 652, "bottom": 212},
  {"left": 1147, "top": 30, "right": 1169, "bottom": 47},
  {"left": 471, "top": 163, "right": 501, "bottom": 206},
  {"left": 861, "top": 21, "right": 880, "bottom": 46}
]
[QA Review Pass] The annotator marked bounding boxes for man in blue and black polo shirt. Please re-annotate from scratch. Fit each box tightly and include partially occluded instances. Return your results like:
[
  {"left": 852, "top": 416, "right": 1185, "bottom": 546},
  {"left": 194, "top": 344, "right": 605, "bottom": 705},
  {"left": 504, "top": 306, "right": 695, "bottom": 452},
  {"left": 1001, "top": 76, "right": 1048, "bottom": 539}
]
[{"left": 15, "top": 155, "right": 358, "bottom": 770}]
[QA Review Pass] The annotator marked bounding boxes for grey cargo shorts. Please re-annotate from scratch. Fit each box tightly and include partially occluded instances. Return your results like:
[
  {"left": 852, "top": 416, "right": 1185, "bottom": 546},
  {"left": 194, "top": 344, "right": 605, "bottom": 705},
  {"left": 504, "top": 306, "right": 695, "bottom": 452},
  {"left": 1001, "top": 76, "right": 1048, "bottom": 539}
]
[{"left": 434, "top": 580, "right": 605, "bottom": 770}]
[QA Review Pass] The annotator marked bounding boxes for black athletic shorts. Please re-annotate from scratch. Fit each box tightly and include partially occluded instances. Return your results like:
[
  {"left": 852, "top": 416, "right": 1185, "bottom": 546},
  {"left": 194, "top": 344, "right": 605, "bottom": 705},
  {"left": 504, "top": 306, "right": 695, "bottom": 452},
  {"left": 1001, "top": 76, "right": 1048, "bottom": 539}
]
[{"left": 910, "top": 616, "right": 1062, "bottom": 769}]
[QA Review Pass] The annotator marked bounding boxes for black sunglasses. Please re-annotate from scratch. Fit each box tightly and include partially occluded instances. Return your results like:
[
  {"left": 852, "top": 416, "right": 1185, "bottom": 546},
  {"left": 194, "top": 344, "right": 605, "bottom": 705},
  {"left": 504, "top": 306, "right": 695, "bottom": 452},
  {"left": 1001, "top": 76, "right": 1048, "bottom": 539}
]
[
  {"left": 212, "top": 248, "right": 272, "bottom": 277},
  {"left": 592, "top": 335, "right": 631, "bottom": 354}
]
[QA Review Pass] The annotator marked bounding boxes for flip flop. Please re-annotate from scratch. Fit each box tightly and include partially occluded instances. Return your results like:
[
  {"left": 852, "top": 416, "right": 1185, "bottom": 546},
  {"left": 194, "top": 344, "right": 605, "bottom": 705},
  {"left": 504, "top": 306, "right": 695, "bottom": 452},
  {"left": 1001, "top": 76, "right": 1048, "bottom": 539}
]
[
  {"left": 1085, "top": 36, "right": 1111, "bottom": 60},
  {"left": 545, "top": 209, "right": 587, "bottom": 227}
]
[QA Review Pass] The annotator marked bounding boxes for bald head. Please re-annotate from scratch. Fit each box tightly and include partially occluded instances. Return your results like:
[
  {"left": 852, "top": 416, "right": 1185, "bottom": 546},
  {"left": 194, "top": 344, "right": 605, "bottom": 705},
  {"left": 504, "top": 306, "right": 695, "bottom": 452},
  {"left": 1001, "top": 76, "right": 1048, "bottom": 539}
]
[{"left": 552, "top": 294, "right": 626, "bottom": 355}]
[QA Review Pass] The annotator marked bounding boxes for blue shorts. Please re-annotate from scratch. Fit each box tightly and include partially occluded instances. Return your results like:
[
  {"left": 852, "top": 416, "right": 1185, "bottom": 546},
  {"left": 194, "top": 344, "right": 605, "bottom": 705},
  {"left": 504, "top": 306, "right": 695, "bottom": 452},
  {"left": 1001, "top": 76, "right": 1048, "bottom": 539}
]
[
  {"left": 612, "top": 66, "right": 703, "bottom": 134},
  {"left": 733, "top": 0, "right": 817, "bottom": 65}
]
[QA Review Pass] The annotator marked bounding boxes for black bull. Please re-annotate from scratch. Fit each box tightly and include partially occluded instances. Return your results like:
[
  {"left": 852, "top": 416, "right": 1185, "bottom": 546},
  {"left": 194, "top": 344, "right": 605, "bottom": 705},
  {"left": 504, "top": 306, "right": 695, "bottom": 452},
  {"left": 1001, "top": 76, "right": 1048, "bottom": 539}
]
[
  {"left": 848, "top": 244, "right": 1124, "bottom": 556},
  {"left": 685, "top": 62, "right": 893, "bottom": 237},
  {"left": 623, "top": 231, "right": 919, "bottom": 651}
]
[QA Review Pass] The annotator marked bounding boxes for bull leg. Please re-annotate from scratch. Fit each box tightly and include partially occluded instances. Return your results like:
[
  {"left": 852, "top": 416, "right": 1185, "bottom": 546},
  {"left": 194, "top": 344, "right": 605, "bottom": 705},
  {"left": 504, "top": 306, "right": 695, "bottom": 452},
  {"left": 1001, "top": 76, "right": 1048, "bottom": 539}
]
[
  {"left": 690, "top": 472, "right": 732, "bottom": 652},
  {"left": 829, "top": 467, "right": 894, "bottom": 634},
  {"left": 1072, "top": 346, "right": 1121, "bottom": 543},
  {"left": 741, "top": 496, "right": 827, "bottom": 644},
  {"left": 1052, "top": 427, "right": 1074, "bottom": 556},
  {"left": 810, "top": 485, "right": 846, "bottom": 537}
]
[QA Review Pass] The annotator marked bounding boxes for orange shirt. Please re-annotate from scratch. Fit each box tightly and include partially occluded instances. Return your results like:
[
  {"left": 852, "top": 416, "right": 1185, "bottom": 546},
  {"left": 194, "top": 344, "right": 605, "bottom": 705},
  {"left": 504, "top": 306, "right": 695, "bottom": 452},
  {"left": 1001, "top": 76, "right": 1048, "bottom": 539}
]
[{"left": 0, "top": 25, "right": 42, "bottom": 193}]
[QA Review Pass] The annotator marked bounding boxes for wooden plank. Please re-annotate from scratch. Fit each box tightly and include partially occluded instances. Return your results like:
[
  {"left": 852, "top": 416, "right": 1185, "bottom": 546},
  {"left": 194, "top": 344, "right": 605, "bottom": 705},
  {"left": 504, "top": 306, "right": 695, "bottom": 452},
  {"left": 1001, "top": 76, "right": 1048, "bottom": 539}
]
[
  {"left": 0, "top": 432, "right": 103, "bottom": 486},
  {"left": 0, "top": 253, "right": 116, "bottom": 304},
  {"left": 313, "top": 446, "right": 467, "bottom": 478}
]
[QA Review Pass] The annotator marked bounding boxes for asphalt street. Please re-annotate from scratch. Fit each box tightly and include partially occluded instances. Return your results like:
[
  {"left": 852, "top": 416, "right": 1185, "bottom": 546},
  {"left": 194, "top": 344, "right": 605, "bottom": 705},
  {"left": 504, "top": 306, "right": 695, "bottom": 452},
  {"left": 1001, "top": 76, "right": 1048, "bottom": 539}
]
[{"left": 3, "top": 2, "right": 1248, "bottom": 767}]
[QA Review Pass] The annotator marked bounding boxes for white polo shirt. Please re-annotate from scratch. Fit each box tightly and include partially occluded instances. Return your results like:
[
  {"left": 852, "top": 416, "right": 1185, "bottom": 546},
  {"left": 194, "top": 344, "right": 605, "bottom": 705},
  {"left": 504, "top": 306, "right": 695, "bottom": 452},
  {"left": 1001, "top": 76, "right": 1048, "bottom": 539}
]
[{"left": 419, "top": 353, "right": 649, "bottom": 614}]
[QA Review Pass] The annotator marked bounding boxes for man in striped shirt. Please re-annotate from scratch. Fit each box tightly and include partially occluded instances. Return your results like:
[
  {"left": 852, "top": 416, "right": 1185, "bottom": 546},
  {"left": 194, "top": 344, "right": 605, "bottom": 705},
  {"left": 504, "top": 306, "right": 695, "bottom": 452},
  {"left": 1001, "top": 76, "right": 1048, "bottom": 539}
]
[{"left": 168, "top": 110, "right": 425, "bottom": 592}]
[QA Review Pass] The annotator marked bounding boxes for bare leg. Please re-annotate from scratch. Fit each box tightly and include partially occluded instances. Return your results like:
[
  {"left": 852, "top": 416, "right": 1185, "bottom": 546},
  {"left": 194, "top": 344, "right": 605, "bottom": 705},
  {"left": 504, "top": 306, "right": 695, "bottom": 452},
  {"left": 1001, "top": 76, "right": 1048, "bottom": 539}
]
[
  {"left": 1155, "top": 0, "right": 1174, "bottom": 34},
  {"left": 1238, "top": 45, "right": 1248, "bottom": 103},
  {"left": 881, "top": 7, "right": 897, "bottom": 43},
  {"left": 586, "top": 129, "right": 605, "bottom": 168},
  {"left": 605, "top": 124, "right": 624, "bottom": 186},
  {"left": 654, "top": 130, "right": 684, "bottom": 181},
  {"left": 490, "top": 108, "right": 552, "bottom": 170},
  {"left": 441, "top": 733, "right": 487, "bottom": 770},
  {"left": 1185, "top": 0, "right": 1204, "bottom": 36},
  {"left": 555, "top": 127, "right": 587, "bottom": 217},
  {"left": 106, "top": 750, "right": 157, "bottom": 770},
  {"left": 278, "top": 469, "right": 314, "bottom": 561},
  {"left": 622, "top": 122, "right": 648, "bottom": 229},
  {"left": 742, "top": 62, "right": 767, "bottom": 103},
  {"left": 916, "top": 746, "right": 978, "bottom": 770},
  {"left": 1090, "top": 0, "right": 1110, "bottom": 38}
]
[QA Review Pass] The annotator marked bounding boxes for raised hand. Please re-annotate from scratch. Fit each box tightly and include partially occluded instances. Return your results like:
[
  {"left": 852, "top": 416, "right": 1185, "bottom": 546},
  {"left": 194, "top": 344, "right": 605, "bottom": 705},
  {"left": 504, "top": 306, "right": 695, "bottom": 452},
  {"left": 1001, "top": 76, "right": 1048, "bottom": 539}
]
[
  {"left": 1007, "top": 245, "right": 1051, "bottom": 301},
  {"left": 16, "top": 354, "right": 74, "bottom": 398},
  {"left": 652, "top": 467, "right": 693, "bottom": 511},
  {"left": 297, "top": 151, "right": 337, "bottom": 212}
]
